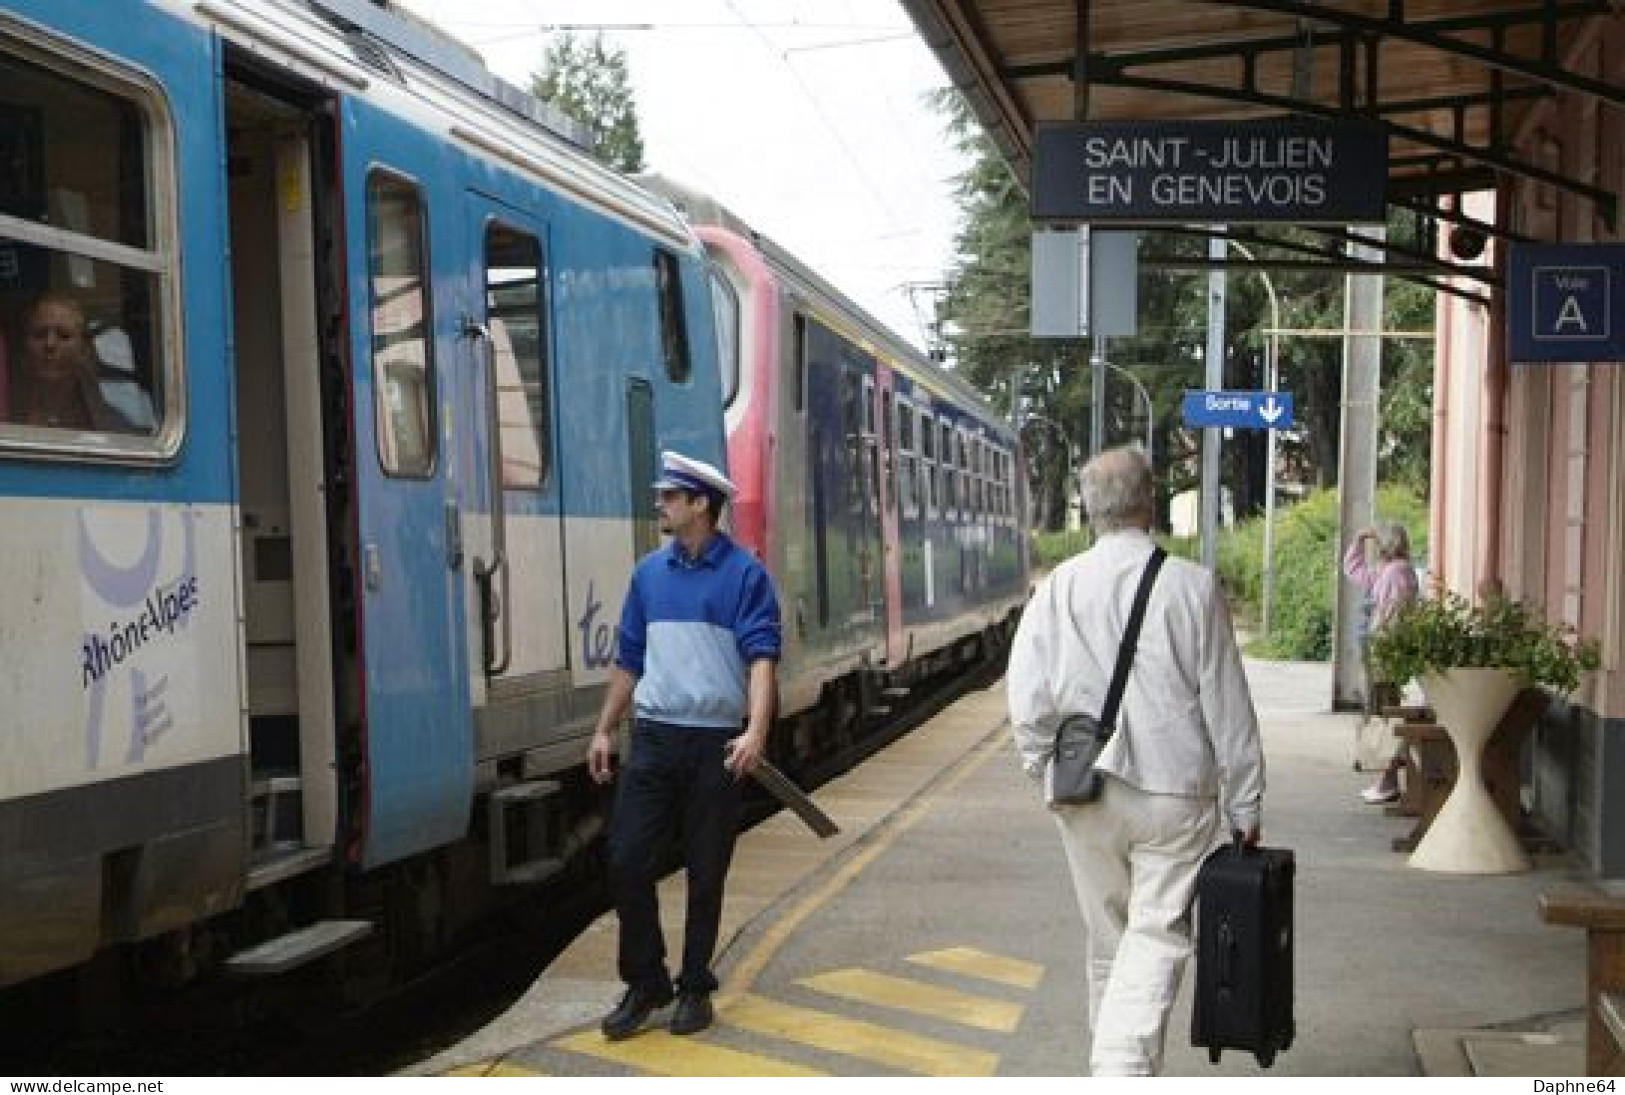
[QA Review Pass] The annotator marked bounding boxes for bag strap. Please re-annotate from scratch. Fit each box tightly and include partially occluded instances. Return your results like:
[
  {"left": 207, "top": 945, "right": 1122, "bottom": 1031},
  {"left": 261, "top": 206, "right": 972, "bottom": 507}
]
[{"left": 1100, "top": 546, "right": 1167, "bottom": 733}]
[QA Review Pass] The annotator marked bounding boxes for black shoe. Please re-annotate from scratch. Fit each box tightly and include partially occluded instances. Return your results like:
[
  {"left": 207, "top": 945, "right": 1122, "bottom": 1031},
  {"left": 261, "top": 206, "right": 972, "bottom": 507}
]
[
  {"left": 600, "top": 983, "right": 674, "bottom": 1041},
  {"left": 669, "top": 991, "right": 714, "bottom": 1036}
]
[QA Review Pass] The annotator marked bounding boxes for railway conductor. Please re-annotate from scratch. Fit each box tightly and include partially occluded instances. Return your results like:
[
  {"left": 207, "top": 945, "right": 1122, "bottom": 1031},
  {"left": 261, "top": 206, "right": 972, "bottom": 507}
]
[{"left": 587, "top": 450, "right": 782, "bottom": 1041}]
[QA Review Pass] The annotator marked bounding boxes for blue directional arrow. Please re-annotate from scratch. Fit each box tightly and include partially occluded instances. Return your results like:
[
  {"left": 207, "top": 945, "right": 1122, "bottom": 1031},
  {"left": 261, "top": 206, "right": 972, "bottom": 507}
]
[{"left": 1181, "top": 389, "right": 1295, "bottom": 430}]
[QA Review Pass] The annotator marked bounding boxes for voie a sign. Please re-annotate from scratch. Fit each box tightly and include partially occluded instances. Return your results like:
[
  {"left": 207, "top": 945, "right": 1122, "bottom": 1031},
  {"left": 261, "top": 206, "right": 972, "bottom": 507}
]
[
  {"left": 1033, "top": 120, "right": 1388, "bottom": 223},
  {"left": 1506, "top": 243, "right": 1625, "bottom": 363}
]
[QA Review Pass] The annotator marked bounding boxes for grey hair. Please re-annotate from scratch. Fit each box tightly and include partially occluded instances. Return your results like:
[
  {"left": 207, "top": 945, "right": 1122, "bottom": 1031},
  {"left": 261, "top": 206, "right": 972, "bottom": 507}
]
[
  {"left": 1376, "top": 522, "right": 1410, "bottom": 559},
  {"left": 1080, "top": 446, "right": 1154, "bottom": 532}
]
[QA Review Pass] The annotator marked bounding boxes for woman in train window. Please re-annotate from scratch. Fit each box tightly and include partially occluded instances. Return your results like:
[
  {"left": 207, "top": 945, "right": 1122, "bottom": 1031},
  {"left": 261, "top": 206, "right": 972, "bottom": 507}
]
[{"left": 9, "top": 292, "right": 131, "bottom": 432}]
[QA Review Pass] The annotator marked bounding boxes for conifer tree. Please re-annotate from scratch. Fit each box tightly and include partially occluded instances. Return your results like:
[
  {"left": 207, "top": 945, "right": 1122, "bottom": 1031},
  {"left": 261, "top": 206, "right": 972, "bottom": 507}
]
[{"left": 530, "top": 33, "right": 645, "bottom": 173}]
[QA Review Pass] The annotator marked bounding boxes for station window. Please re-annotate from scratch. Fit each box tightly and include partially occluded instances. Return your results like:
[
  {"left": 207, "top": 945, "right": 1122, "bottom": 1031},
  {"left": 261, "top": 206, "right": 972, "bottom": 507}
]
[
  {"left": 484, "top": 222, "right": 549, "bottom": 488},
  {"left": 366, "top": 171, "right": 435, "bottom": 477},
  {"left": 0, "top": 40, "right": 177, "bottom": 457},
  {"left": 654, "top": 249, "right": 690, "bottom": 384}
]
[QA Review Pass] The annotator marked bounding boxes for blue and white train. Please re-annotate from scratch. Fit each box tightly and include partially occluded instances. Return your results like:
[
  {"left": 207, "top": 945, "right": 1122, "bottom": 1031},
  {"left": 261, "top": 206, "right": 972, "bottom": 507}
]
[
  {"left": 0, "top": 0, "right": 736, "bottom": 995},
  {"left": 0, "top": 0, "right": 1027, "bottom": 1006}
]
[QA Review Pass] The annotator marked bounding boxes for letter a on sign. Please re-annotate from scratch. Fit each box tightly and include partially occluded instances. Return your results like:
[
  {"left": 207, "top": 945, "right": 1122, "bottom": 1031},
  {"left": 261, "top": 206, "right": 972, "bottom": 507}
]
[{"left": 1555, "top": 295, "right": 1589, "bottom": 333}]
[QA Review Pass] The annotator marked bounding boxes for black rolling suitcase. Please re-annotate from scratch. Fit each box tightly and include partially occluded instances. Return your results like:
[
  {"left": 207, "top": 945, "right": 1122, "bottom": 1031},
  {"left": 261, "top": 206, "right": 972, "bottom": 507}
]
[{"left": 1190, "top": 836, "right": 1295, "bottom": 1068}]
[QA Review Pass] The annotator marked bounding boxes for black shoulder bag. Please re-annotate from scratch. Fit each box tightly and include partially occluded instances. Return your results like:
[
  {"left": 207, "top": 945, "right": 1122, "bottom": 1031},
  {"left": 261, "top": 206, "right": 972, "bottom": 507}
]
[{"left": 1048, "top": 546, "right": 1167, "bottom": 807}]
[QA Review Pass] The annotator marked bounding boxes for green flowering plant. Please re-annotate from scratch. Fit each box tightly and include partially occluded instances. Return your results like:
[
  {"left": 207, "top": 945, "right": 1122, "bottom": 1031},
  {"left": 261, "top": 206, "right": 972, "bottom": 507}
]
[{"left": 1369, "top": 588, "right": 1601, "bottom": 695}]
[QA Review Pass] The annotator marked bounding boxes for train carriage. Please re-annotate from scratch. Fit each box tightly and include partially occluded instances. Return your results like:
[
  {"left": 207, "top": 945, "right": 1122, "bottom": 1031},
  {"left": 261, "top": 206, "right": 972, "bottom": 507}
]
[
  {"left": 0, "top": 0, "right": 727, "bottom": 993},
  {"left": 639, "top": 177, "right": 1028, "bottom": 764}
]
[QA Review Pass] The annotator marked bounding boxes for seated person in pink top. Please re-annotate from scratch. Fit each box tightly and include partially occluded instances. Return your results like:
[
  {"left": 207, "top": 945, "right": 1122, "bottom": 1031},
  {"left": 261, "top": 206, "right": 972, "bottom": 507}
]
[{"left": 1344, "top": 523, "right": 1420, "bottom": 802}]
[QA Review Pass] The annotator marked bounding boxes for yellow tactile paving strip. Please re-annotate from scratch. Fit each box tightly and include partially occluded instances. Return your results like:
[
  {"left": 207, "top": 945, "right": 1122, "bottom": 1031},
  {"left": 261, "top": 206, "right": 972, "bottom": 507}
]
[
  {"left": 551, "top": 1027, "right": 824, "bottom": 1076},
  {"left": 906, "top": 946, "right": 1045, "bottom": 990},
  {"left": 720, "top": 992, "right": 1000, "bottom": 1076},
  {"left": 798, "top": 968, "right": 1025, "bottom": 1033}
]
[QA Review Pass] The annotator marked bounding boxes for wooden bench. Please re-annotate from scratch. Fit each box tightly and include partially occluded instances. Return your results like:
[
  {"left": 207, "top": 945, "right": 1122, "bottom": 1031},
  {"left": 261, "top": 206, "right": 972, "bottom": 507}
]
[
  {"left": 1374, "top": 705, "right": 1433, "bottom": 817},
  {"left": 1383, "top": 688, "right": 1550, "bottom": 854},
  {"left": 1540, "top": 889, "right": 1625, "bottom": 1075}
]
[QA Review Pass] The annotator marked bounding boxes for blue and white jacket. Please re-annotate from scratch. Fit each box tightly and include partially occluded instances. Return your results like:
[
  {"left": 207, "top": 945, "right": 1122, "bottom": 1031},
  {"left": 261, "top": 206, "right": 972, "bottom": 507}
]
[{"left": 615, "top": 533, "right": 782, "bottom": 729}]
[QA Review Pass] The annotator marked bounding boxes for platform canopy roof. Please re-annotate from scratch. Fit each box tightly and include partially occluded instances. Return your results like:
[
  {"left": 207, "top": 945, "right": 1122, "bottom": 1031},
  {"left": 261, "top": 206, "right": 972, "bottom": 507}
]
[{"left": 897, "top": 0, "right": 1623, "bottom": 285}]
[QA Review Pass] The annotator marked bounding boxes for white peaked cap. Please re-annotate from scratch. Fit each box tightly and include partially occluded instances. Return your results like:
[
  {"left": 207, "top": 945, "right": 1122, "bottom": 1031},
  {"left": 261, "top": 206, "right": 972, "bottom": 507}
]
[{"left": 651, "top": 450, "right": 737, "bottom": 500}]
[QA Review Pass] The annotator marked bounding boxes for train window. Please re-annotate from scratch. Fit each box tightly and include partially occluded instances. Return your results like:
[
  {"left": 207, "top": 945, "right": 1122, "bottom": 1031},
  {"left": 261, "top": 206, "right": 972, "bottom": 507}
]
[
  {"left": 971, "top": 443, "right": 982, "bottom": 517},
  {"left": 626, "top": 379, "right": 658, "bottom": 557},
  {"left": 485, "top": 223, "right": 549, "bottom": 488},
  {"left": 861, "top": 377, "right": 878, "bottom": 516},
  {"left": 994, "top": 448, "right": 1006, "bottom": 520},
  {"left": 994, "top": 448, "right": 1007, "bottom": 523},
  {"left": 896, "top": 397, "right": 914, "bottom": 520},
  {"left": 654, "top": 249, "right": 690, "bottom": 384},
  {"left": 793, "top": 314, "right": 806, "bottom": 414},
  {"left": 0, "top": 43, "right": 175, "bottom": 454},
  {"left": 881, "top": 388, "right": 895, "bottom": 510},
  {"left": 366, "top": 172, "right": 435, "bottom": 478},
  {"left": 920, "top": 410, "right": 935, "bottom": 518},
  {"left": 842, "top": 370, "right": 861, "bottom": 512},
  {"left": 955, "top": 425, "right": 966, "bottom": 516},
  {"left": 710, "top": 269, "right": 740, "bottom": 407}
]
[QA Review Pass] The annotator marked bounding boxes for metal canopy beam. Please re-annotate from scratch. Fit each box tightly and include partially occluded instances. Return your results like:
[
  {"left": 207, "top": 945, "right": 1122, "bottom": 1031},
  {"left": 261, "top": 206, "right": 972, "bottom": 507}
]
[
  {"left": 1140, "top": 252, "right": 1492, "bottom": 306},
  {"left": 1216, "top": 0, "right": 1622, "bottom": 110},
  {"left": 1154, "top": 223, "right": 1498, "bottom": 296}
]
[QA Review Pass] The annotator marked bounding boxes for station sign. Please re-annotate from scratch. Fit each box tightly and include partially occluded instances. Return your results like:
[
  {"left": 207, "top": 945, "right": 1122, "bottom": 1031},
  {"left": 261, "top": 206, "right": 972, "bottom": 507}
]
[
  {"left": 1032, "top": 119, "right": 1388, "bottom": 224},
  {"left": 1506, "top": 243, "right": 1625, "bottom": 363},
  {"left": 1181, "top": 389, "right": 1295, "bottom": 431}
]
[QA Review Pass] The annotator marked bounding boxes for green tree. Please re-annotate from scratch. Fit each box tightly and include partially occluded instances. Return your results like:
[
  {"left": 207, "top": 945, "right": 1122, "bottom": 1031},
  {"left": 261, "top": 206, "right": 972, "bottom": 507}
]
[
  {"left": 929, "top": 93, "right": 1435, "bottom": 524},
  {"left": 530, "top": 33, "right": 644, "bottom": 173},
  {"left": 1377, "top": 275, "right": 1435, "bottom": 493},
  {"left": 932, "top": 92, "right": 1203, "bottom": 530}
]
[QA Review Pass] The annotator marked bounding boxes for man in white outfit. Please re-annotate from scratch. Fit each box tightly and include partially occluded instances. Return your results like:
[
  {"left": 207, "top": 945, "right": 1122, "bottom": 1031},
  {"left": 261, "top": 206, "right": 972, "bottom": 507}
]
[{"left": 1007, "top": 446, "right": 1265, "bottom": 1076}]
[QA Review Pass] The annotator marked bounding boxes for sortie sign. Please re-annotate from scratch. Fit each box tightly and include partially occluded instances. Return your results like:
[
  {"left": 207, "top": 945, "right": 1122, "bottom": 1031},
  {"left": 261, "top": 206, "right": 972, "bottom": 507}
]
[{"left": 1033, "top": 120, "right": 1388, "bottom": 224}]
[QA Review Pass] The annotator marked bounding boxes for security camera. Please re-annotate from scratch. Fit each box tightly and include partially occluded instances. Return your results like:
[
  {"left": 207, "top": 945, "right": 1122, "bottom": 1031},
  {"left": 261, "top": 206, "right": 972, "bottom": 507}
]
[{"left": 1448, "top": 225, "right": 1487, "bottom": 261}]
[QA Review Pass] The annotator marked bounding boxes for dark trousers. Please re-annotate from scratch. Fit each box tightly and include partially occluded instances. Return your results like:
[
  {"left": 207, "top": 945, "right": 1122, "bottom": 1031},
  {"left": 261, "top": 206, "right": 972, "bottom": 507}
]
[{"left": 607, "top": 719, "right": 743, "bottom": 995}]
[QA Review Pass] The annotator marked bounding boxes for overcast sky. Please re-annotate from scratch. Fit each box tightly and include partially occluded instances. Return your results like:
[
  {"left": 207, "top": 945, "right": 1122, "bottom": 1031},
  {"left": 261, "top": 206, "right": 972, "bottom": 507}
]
[{"left": 392, "top": 0, "right": 968, "bottom": 352}]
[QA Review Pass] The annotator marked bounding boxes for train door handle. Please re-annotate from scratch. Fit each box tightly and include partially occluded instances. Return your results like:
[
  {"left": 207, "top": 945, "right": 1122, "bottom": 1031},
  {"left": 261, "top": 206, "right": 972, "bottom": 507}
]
[{"left": 445, "top": 501, "right": 463, "bottom": 571}]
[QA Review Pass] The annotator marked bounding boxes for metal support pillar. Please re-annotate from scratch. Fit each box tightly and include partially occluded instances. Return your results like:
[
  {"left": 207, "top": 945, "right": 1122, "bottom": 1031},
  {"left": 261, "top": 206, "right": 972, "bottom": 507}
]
[
  {"left": 1332, "top": 225, "right": 1385, "bottom": 711},
  {"left": 1200, "top": 234, "right": 1227, "bottom": 570}
]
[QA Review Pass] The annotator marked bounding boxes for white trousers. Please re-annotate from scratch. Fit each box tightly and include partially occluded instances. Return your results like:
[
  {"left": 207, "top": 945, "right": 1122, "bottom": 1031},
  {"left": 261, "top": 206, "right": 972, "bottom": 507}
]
[{"left": 1052, "top": 775, "right": 1220, "bottom": 1076}]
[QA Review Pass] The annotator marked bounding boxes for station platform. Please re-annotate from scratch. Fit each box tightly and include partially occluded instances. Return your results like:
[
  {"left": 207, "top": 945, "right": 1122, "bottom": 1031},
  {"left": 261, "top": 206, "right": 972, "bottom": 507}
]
[{"left": 408, "top": 658, "right": 1592, "bottom": 1077}]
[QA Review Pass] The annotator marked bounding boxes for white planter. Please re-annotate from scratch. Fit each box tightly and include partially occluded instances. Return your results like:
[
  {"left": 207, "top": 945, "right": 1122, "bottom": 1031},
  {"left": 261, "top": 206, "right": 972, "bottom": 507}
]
[{"left": 1408, "top": 668, "right": 1530, "bottom": 874}]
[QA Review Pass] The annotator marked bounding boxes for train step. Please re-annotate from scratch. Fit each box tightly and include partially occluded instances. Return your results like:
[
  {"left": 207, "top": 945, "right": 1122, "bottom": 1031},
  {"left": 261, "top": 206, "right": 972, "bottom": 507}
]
[
  {"left": 224, "top": 919, "right": 374, "bottom": 976},
  {"left": 489, "top": 779, "right": 566, "bottom": 886}
]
